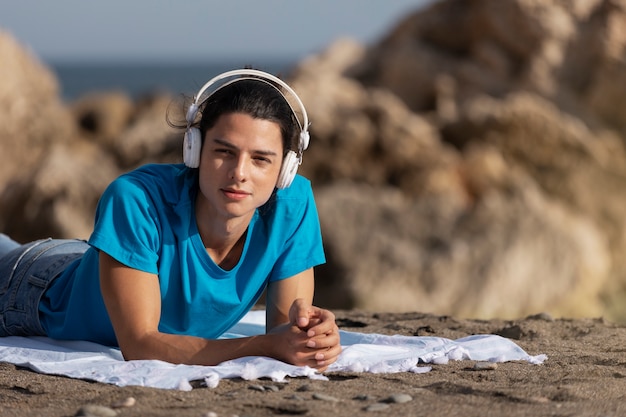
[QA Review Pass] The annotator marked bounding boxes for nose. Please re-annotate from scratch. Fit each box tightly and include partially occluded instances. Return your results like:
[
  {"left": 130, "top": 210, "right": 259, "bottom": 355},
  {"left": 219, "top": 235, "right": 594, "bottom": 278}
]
[{"left": 230, "top": 156, "right": 248, "bottom": 182}]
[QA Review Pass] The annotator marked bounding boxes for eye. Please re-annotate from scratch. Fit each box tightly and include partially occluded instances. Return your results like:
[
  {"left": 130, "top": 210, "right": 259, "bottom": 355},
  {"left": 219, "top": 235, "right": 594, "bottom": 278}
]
[
  {"left": 254, "top": 156, "right": 271, "bottom": 164},
  {"left": 214, "top": 148, "right": 234, "bottom": 156}
]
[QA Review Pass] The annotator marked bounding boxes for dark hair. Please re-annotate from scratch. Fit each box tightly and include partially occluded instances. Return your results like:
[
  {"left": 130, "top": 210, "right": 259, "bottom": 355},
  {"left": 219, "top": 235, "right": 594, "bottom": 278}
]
[{"left": 183, "top": 79, "right": 300, "bottom": 155}]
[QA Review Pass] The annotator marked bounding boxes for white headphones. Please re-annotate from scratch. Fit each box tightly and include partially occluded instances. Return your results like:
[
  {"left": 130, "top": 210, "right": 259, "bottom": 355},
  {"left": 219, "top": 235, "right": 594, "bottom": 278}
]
[{"left": 183, "top": 69, "right": 310, "bottom": 189}]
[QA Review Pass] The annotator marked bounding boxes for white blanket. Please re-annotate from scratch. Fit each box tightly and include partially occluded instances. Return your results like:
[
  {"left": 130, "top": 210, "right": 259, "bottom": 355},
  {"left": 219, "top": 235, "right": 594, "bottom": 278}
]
[{"left": 0, "top": 311, "right": 546, "bottom": 390}]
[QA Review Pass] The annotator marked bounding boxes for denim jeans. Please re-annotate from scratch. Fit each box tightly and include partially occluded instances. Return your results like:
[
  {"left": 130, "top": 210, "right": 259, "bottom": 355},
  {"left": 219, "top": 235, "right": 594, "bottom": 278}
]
[
  {"left": 0, "top": 234, "right": 88, "bottom": 336},
  {"left": 0, "top": 233, "right": 19, "bottom": 258}
]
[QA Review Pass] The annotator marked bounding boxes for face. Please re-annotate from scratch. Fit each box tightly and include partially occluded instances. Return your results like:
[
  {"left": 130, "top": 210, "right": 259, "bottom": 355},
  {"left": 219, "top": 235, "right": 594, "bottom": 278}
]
[{"left": 195, "top": 112, "right": 284, "bottom": 227}]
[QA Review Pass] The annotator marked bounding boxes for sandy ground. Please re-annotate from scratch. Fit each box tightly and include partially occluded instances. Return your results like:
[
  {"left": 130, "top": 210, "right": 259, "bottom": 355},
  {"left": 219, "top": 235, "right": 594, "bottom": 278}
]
[{"left": 1, "top": 310, "right": 625, "bottom": 417}]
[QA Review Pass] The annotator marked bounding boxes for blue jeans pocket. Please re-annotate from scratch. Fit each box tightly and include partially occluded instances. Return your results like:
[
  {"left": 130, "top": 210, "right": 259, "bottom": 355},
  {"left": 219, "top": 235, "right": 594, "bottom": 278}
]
[{"left": 0, "top": 239, "right": 87, "bottom": 337}]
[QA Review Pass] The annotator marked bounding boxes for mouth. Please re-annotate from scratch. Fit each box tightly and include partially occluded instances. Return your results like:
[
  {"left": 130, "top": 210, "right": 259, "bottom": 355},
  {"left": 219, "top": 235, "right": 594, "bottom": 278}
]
[{"left": 221, "top": 187, "right": 251, "bottom": 200}]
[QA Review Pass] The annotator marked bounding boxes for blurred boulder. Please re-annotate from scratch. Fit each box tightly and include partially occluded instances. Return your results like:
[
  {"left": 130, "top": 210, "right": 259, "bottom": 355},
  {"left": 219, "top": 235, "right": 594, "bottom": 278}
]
[
  {"left": 71, "top": 92, "right": 180, "bottom": 168},
  {"left": 0, "top": 30, "right": 74, "bottom": 187},
  {"left": 1, "top": 141, "right": 118, "bottom": 240},
  {"left": 72, "top": 91, "right": 135, "bottom": 144},
  {"left": 0, "top": 30, "right": 181, "bottom": 241},
  {"left": 0, "top": 30, "right": 83, "bottom": 241},
  {"left": 312, "top": 95, "right": 612, "bottom": 319},
  {"left": 443, "top": 92, "right": 626, "bottom": 319}
]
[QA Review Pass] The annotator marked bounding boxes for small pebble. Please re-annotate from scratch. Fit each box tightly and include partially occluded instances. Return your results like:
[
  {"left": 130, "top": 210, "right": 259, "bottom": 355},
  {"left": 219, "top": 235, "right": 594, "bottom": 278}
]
[
  {"left": 364, "top": 403, "right": 390, "bottom": 412},
  {"left": 474, "top": 361, "right": 498, "bottom": 370},
  {"left": 201, "top": 412, "right": 218, "bottom": 417},
  {"left": 272, "top": 403, "right": 309, "bottom": 415},
  {"left": 529, "top": 396, "right": 551, "bottom": 403},
  {"left": 383, "top": 393, "right": 413, "bottom": 404},
  {"left": 111, "top": 396, "right": 136, "bottom": 408},
  {"left": 496, "top": 325, "right": 523, "bottom": 340},
  {"left": 353, "top": 394, "right": 376, "bottom": 401},
  {"left": 527, "top": 312, "right": 554, "bottom": 321},
  {"left": 249, "top": 384, "right": 265, "bottom": 392},
  {"left": 312, "top": 392, "right": 340, "bottom": 402},
  {"left": 75, "top": 404, "right": 117, "bottom": 417},
  {"left": 223, "top": 389, "right": 241, "bottom": 398},
  {"left": 263, "top": 384, "right": 280, "bottom": 392}
]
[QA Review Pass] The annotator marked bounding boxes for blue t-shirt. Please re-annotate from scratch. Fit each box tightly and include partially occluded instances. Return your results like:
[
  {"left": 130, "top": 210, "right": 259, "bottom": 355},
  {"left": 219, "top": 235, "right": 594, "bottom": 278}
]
[{"left": 39, "top": 164, "right": 325, "bottom": 346}]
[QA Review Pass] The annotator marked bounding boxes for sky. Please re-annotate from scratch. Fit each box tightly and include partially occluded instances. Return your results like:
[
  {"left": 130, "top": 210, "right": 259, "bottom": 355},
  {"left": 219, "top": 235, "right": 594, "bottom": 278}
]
[{"left": 1, "top": 0, "right": 434, "bottom": 63}]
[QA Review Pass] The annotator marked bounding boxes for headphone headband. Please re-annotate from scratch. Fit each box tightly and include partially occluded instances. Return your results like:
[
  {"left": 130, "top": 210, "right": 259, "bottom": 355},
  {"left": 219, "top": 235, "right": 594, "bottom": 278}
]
[{"left": 187, "top": 69, "right": 309, "bottom": 145}]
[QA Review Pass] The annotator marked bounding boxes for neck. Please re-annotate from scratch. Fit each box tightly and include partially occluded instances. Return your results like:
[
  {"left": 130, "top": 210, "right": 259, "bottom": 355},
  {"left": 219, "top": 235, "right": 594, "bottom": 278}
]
[
  {"left": 195, "top": 199, "right": 252, "bottom": 270},
  {"left": 206, "top": 229, "right": 248, "bottom": 270}
]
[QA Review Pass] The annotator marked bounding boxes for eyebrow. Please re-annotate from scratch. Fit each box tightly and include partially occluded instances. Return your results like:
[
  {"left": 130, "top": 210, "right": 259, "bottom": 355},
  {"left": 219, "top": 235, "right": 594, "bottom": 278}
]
[{"left": 212, "top": 138, "right": 279, "bottom": 157}]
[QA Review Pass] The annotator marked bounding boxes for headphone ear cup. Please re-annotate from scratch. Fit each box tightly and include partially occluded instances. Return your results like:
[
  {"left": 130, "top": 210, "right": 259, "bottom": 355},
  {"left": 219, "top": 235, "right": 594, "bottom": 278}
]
[
  {"left": 183, "top": 127, "right": 202, "bottom": 168},
  {"left": 276, "top": 150, "right": 299, "bottom": 189},
  {"left": 300, "top": 130, "right": 310, "bottom": 151}
]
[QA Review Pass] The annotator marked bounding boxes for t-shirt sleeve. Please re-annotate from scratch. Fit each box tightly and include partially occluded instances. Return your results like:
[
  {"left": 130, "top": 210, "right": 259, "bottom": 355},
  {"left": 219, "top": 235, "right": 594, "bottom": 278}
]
[
  {"left": 269, "top": 179, "right": 326, "bottom": 281},
  {"left": 88, "top": 175, "right": 161, "bottom": 274}
]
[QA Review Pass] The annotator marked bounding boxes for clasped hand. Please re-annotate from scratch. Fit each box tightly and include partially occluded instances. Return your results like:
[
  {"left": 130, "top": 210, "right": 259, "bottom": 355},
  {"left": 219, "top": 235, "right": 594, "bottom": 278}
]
[{"left": 268, "top": 299, "right": 342, "bottom": 372}]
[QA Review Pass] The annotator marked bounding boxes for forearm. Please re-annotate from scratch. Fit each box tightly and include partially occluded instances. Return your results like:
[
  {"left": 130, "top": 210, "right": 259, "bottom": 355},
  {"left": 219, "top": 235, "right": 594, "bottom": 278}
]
[
  {"left": 120, "top": 310, "right": 339, "bottom": 370},
  {"left": 266, "top": 270, "right": 314, "bottom": 332},
  {"left": 121, "top": 331, "right": 275, "bottom": 366}
]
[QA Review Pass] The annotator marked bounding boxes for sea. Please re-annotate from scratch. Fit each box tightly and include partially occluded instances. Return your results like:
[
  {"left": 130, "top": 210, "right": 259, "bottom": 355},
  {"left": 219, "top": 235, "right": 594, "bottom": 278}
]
[{"left": 50, "top": 58, "right": 297, "bottom": 102}]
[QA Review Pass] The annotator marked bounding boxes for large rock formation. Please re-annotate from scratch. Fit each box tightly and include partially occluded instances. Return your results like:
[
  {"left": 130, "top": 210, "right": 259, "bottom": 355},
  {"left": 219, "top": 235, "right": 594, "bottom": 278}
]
[
  {"left": 291, "top": 0, "right": 626, "bottom": 321},
  {"left": 0, "top": 31, "right": 179, "bottom": 241},
  {"left": 1, "top": 0, "right": 626, "bottom": 322}
]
